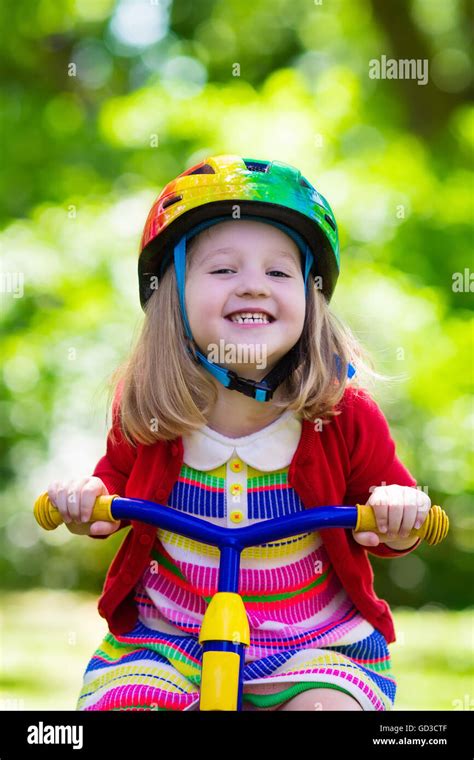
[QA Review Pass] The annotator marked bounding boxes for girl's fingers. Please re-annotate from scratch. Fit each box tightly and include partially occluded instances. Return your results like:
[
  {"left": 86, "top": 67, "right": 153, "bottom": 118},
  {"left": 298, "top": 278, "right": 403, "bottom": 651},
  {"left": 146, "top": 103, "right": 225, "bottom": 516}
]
[
  {"left": 89, "top": 521, "right": 120, "bottom": 536},
  {"left": 369, "top": 486, "right": 432, "bottom": 539},
  {"left": 414, "top": 494, "right": 431, "bottom": 530},
  {"left": 373, "top": 501, "right": 388, "bottom": 534},
  {"left": 47, "top": 481, "right": 60, "bottom": 511},
  {"left": 80, "top": 478, "right": 107, "bottom": 523},
  {"left": 48, "top": 477, "right": 110, "bottom": 528},
  {"left": 55, "top": 482, "right": 72, "bottom": 523},
  {"left": 387, "top": 502, "right": 404, "bottom": 537},
  {"left": 352, "top": 530, "right": 380, "bottom": 547},
  {"left": 399, "top": 502, "right": 418, "bottom": 538},
  {"left": 48, "top": 481, "right": 71, "bottom": 524},
  {"left": 66, "top": 480, "right": 84, "bottom": 523},
  {"left": 390, "top": 490, "right": 430, "bottom": 536},
  {"left": 368, "top": 487, "right": 391, "bottom": 534}
]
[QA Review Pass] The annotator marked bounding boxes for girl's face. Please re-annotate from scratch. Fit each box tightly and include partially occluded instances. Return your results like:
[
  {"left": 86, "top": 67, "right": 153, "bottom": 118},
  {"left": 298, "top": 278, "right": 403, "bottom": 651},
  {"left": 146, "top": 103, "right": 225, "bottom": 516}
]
[{"left": 185, "top": 220, "right": 306, "bottom": 378}]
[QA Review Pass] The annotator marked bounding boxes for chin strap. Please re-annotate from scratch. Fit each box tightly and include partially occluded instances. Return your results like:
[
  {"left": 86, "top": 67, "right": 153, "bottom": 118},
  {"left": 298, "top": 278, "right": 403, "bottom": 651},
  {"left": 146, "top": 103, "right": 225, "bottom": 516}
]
[
  {"left": 188, "top": 341, "right": 305, "bottom": 402},
  {"left": 173, "top": 219, "right": 356, "bottom": 403}
]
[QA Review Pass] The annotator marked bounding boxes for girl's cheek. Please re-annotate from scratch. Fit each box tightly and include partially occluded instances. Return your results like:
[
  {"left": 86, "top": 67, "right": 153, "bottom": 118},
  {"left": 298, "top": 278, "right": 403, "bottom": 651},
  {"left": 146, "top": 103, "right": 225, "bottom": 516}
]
[{"left": 187, "top": 283, "right": 222, "bottom": 321}]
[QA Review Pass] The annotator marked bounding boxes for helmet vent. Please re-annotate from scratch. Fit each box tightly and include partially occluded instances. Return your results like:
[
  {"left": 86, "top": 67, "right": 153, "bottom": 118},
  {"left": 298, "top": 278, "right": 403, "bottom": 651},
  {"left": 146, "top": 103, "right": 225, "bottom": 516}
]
[
  {"left": 188, "top": 164, "right": 215, "bottom": 174},
  {"left": 300, "top": 177, "right": 311, "bottom": 188},
  {"left": 162, "top": 194, "right": 183, "bottom": 209},
  {"left": 243, "top": 160, "right": 269, "bottom": 173},
  {"left": 324, "top": 214, "right": 336, "bottom": 231}
]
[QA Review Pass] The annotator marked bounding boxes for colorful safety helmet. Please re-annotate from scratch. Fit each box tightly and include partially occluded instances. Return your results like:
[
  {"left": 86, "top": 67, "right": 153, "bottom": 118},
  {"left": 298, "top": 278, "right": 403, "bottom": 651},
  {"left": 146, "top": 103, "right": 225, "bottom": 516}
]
[{"left": 138, "top": 154, "right": 354, "bottom": 402}]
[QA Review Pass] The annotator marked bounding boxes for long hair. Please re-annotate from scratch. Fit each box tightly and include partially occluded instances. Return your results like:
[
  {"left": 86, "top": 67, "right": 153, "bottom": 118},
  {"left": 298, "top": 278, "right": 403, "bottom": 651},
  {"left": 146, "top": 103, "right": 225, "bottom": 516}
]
[{"left": 108, "top": 236, "right": 391, "bottom": 446}]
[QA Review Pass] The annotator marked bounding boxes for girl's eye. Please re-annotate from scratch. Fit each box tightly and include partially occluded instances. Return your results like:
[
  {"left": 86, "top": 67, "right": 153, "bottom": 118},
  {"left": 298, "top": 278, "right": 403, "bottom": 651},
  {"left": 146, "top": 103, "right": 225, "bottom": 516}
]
[
  {"left": 210, "top": 269, "right": 290, "bottom": 277},
  {"left": 268, "top": 270, "right": 290, "bottom": 277}
]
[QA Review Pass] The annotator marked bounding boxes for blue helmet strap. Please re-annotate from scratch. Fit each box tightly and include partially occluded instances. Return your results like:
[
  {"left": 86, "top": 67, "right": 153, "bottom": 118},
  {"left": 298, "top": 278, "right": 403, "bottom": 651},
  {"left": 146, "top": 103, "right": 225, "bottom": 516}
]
[{"left": 173, "top": 215, "right": 355, "bottom": 402}]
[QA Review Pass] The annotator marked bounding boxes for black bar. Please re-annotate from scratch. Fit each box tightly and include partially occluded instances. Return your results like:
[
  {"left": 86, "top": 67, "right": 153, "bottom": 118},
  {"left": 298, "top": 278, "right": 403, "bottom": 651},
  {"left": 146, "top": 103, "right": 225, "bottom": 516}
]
[{"left": 0, "top": 709, "right": 469, "bottom": 757}]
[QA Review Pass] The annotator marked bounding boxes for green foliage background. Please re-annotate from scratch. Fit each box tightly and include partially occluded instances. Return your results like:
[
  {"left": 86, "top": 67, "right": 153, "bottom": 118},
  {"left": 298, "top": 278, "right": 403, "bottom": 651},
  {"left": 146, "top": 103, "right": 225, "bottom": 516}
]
[{"left": 1, "top": 0, "right": 472, "bottom": 630}]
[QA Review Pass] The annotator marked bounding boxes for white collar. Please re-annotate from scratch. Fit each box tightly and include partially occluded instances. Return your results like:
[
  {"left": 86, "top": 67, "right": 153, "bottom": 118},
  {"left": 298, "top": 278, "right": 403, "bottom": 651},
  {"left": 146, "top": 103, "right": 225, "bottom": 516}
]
[{"left": 182, "top": 409, "right": 302, "bottom": 472}]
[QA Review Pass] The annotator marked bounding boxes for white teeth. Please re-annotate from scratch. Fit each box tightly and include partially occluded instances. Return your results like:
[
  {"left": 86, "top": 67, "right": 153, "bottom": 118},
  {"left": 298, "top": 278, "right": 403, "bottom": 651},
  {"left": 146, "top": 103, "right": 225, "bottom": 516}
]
[{"left": 228, "top": 312, "right": 270, "bottom": 324}]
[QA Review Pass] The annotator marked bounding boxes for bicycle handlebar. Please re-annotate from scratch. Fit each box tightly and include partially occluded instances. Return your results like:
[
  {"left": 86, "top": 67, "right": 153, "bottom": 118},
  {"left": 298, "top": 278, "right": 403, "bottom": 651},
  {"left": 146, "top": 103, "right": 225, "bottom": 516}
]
[{"left": 33, "top": 493, "right": 449, "bottom": 548}]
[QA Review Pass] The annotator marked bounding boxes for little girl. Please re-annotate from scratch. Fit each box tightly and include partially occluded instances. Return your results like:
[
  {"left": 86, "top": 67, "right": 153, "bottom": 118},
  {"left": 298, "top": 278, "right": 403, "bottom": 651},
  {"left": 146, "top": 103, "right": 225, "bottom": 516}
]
[{"left": 47, "top": 154, "right": 431, "bottom": 712}]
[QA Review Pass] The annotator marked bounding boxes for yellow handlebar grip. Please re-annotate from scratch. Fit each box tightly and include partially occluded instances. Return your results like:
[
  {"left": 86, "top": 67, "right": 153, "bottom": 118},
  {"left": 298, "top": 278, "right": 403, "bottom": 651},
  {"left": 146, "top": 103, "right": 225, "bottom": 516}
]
[
  {"left": 34, "top": 492, "right": 118, "bottom": 530},
  {"left": 355, "top": 503, "right": 449, "bottom": 546}
]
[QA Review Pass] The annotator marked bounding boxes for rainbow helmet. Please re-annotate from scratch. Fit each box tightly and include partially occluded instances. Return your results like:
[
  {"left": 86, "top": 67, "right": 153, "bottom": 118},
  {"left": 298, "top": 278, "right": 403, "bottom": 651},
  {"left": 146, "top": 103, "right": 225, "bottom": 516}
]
[{"left": 139, "top": 154, "right": 340, "bottom": 308}]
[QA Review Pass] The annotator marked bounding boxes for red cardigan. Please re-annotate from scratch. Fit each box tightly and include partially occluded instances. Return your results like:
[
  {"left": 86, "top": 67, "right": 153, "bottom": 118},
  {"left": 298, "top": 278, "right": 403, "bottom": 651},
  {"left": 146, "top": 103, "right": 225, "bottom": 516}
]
[{"left": 91, "top": 386, "right": 420, "bottom": 644}]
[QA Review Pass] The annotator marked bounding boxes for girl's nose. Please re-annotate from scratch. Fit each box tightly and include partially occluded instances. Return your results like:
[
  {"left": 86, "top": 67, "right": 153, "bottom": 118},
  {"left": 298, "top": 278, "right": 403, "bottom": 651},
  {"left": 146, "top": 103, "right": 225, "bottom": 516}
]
[{"left": 234, "top": 271, "right": 272, "bottom": 298}]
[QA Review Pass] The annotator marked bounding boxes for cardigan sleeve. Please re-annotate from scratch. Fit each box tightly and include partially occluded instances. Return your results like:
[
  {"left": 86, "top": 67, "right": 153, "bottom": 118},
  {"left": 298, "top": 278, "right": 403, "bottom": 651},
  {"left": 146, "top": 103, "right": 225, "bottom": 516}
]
[
  {"left": 343, "top": 388, "right": 421, "bottom": 559},
  {"left": 89, "top": 383, "right": 138, "bottom": 539}
]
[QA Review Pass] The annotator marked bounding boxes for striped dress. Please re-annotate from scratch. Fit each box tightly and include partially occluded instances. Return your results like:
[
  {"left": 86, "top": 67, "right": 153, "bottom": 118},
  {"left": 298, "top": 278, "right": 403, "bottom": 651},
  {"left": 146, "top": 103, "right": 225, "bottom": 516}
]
[{"left": 77, "top": 410, "right": 396, "bottom": 711}]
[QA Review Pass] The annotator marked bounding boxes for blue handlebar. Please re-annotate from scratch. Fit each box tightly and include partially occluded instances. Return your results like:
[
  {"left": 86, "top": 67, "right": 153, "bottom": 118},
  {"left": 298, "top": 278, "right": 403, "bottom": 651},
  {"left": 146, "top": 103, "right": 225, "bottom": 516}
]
[
  {"left": 111, "top": 497, "right": 357, "bottom": 548},
  {"left": 109, "top": 497, "right": 358, "bottom": 593}
]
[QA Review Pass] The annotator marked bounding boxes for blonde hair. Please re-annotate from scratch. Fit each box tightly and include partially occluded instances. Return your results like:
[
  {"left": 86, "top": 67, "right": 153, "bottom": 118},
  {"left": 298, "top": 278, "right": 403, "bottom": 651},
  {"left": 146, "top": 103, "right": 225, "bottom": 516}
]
[{"left": 108, "top": 233, "right": 390, "bottom": 447}]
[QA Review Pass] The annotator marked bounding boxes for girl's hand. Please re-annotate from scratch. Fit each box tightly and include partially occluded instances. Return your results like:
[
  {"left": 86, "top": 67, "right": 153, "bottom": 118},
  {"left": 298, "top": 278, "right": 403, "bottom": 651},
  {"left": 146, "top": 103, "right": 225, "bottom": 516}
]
[
  {"left": 47, "top": 477, "right": 120, "bottom": 537},
  {"left": 352, "top": 485, "right": 431, "bottom": 549}
]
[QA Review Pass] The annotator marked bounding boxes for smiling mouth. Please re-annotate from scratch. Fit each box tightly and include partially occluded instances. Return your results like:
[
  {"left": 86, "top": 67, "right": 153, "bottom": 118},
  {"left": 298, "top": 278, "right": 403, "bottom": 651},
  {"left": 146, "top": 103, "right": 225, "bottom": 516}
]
[{"left": 224, "top": 312, "right": 275, "bottom": 325}]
